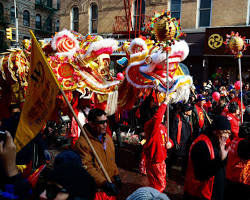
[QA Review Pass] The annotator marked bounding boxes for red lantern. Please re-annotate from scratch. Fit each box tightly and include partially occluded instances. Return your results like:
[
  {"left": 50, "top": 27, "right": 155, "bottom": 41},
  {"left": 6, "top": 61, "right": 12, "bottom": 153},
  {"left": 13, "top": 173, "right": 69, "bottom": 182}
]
[
  {"left": 212, "top": 92, "right": 220, "bottom": 102},
  {"left": 234, "top": 80, "right": 242, "bottom": 90}
]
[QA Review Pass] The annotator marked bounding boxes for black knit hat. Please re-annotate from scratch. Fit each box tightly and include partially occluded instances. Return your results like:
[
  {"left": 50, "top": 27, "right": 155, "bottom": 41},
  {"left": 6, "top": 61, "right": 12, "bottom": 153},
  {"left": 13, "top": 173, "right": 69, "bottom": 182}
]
[
  {"left": 181, "top": 103, "right": 193, "bottom": 112},
  {"left": 47, "top": 163, "right": 96, "bottom": 199},
  {"left": 54, "top": 150, "right": 82, "bottom": 167},
  {"left": 211, "top": 115, "right": 231, "bottom": 131}
]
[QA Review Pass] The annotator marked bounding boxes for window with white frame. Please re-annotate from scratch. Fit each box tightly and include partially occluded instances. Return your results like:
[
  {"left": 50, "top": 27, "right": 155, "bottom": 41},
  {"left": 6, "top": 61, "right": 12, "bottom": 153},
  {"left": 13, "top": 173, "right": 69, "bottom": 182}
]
[
  {"left": 90, "top": 3, "right": 98, "bottom": 34},
  {"left": 199, "top": 0, "right": 212, "bottom": 27},
  {"left": 35, "top": 14, "right": 41, "bottom": 29},
  {"left": 171, "top": 0, "right": 181, "bottom": 20},
  {"left": 23, "top": 10, "right": 30, "bottom": 27},
  {"left": 11, "top": 6, "right": 18, "bottom": 24},
  {"left": 133, "top": 0, "right": 145, "bottom": 30},
  {"left": 71, "top": 7, "right": 79, "bottom": 32}
]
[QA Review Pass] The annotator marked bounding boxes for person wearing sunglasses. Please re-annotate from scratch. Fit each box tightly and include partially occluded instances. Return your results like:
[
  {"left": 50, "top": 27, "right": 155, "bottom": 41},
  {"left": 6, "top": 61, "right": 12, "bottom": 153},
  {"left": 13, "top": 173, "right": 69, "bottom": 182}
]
[{"left": 74, "top": 108, "right": 121, "bottom": 200}]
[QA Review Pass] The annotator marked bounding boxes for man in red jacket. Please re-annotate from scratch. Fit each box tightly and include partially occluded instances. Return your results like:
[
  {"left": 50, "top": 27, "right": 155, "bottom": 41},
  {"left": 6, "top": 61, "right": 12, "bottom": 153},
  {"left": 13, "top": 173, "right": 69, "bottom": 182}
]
[
  {"left": 142, "top": 97, "right": 173, "bottom": 192},
  {"left": 227, "top": 102, "right": 240, "bottom": 139}
]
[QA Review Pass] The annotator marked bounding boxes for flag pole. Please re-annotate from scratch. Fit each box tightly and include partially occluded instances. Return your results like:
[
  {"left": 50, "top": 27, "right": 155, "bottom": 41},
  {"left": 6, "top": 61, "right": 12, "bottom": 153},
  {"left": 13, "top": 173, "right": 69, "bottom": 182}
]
[
  {"left": 29, "top": 30, "right": 112, "bottom": 183},
  {"left": 59, "top": 88, "right": 112, "bottom": 183},
  {"left": 166, "top": 48, "right": 169, "bottom": 143},
  {"left": 238, "top": 55, "right": 243, "bottom": 123}
]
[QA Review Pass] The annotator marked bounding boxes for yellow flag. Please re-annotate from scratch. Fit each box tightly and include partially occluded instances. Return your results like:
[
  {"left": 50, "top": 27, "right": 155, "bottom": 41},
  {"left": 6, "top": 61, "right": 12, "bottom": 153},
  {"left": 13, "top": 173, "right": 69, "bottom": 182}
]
[{"left": 14, "top": 30, "right": 60, "bottom": 152}]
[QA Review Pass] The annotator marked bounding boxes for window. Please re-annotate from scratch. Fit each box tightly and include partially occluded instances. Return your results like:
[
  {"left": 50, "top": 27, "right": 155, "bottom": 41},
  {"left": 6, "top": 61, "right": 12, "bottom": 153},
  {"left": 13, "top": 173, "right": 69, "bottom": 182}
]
[
  {"left": 47, "top": 0, "right": 52, "bottom": 8},
  {"left": 46, "top": 17, "right": 52, "bottom": 32},
  {"left": 247, "top": 0, "right": 250, "bottom": 25},
  {"left": 0, "top": 3, "right": 3, "bottom": 22},
  {"left": 71, "top": 7, "right": 79, "bottom": 32},
  {"left": 36, "top": 14, "right": 42, "bottom": 29},
  {"left": 133, "top": 0, "right": 145, "bottom": 30},
  {"left": 57, "top": 0, "right": 60, "bottom": 9},
  {"left": 90, "top": 4, "right": 98, "bottom": 33},
  {"left": 10, "top": 6, "right": 18, "bottom": 24},
  {"left": 23, "top": 10, "right": 30, "bottom": 26},
  {"left": 56, "top": 20, "right": 60, "bottom": 32},
  {"left": 171, "top": 0, "right": 181, "bottom": 20},
  {"left": 199, "top": 0, "right": 212, "bottom": 27}
]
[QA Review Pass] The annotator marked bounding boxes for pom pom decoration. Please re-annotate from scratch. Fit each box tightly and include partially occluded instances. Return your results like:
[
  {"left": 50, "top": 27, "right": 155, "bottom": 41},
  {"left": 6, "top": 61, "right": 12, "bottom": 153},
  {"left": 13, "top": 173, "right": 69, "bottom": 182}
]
[
  {"left": 234, "top": 80, "right": 242, "bottom": 90},
  {"left": 116, "top": 72, "right": 124, "bottom": 80},
  {"left": 146, "top": 11, "right": 185, "bottom": 46},
  {"left": 224, "top": 32, "right": 248, "bottom": 58},
  {"left": 51, "top": 29, "right": 80, "bottom": 58},
  {"left": 212, "top": 92, "right": 220, "bottom": 102}
]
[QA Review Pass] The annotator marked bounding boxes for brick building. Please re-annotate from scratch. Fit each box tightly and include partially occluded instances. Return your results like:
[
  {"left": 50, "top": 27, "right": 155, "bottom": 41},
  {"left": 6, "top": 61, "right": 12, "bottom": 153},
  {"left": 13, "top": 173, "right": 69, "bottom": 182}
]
[{"left": 0, "top": 0, "right": 60, "bottom": 50}]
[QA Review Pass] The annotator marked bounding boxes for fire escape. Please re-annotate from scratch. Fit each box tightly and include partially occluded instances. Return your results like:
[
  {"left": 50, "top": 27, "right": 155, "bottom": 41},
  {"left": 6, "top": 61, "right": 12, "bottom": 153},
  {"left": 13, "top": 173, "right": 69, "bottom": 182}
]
[
  {"left": 113, "top": 0, "right": 150, "bottom": 40},
  {"left": 35, "top": 0, "right": 57, "bottom": 37}
]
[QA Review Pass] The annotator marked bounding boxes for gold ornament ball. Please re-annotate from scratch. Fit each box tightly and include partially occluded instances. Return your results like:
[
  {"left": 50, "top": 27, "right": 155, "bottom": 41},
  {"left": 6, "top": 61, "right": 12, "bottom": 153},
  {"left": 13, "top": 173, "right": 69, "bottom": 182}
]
[
  {"left": 154, "top": 17, "right": 176, "bottom": 42},
  {"left": 228, "top": 36, "right": 244, "bottom": 52}
]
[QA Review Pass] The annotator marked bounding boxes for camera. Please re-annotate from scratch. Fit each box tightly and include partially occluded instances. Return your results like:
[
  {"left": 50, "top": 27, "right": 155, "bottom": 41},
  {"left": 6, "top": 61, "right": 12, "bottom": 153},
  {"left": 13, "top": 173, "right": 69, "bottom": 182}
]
[{"left": 0, "top": 131, "right": 6, "bottom": 142}]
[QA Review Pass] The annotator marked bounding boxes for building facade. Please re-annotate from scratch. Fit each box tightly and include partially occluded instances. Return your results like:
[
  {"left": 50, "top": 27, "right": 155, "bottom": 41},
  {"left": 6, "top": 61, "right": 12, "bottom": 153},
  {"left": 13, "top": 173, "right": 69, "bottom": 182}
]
[{"left": 0, "top": 0, "right": 60, "bottom": 50}]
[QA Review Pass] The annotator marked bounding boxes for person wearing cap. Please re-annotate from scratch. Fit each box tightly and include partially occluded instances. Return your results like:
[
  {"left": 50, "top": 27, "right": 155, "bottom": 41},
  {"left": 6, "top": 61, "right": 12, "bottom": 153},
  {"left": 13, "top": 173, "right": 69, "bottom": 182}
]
[
  {"left": 184, "top": 115, "right": 231, "bottom": 200},
  {"left": 192, "top": 95, "right": 208, "bottom": 139},
  {"left": 168, "top": 103, "right": 193, "bottom": 175},
  {"left": 74, "top": 108, "right": 121, "bottom": 200},
  {"left": 142, "top": 97, "right": 173, "bottom": 192}
]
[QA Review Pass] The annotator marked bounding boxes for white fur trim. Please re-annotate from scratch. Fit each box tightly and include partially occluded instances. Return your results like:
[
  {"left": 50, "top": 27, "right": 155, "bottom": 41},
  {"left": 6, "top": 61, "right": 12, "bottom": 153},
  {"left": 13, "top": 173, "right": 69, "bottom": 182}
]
[
  {"left": 83, "top": 39, "right": 118, "bottom": 59},
  {"left": 170, "top": 40, "right": 189, "bottom": 62},
  {"left": 128, "top": 38, "right": 147, "bottom": 55}
]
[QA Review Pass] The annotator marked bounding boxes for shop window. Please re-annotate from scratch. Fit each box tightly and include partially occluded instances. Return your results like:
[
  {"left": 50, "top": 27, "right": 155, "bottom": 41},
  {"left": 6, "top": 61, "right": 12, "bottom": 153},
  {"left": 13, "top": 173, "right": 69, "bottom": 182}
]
[
  {"left": 71, "top": 7, "right": 79, "bottom": 32},
  {"left": 171, "top": 0, "right": 181, "bottom": 20},
  {"left": 36, "top": 14, "right": 42, "bottom": 29},
  {"left": 90, "top": 3, "right": 98, "bottom": 33},
  {"left": 10, "top": 6, "right": 18, "bottom": 24},
  {"left": 199, "top": 0, "right": 212, "bottom": 27},
  {"left": 0, "top": 3, "right": 3, "bottom": 22},
  {"left": 23, "top": 10, "right": 30, "bottom": 27},
  {"left": 133, "top": 0, "right": 145, "bottom": 30}
]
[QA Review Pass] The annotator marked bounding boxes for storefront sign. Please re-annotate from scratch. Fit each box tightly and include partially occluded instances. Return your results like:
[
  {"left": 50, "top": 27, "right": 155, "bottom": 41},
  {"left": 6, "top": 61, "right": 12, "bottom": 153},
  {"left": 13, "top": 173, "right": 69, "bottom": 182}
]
[{"left": 204, "top": 27, "right": 250, "bottom": 56}]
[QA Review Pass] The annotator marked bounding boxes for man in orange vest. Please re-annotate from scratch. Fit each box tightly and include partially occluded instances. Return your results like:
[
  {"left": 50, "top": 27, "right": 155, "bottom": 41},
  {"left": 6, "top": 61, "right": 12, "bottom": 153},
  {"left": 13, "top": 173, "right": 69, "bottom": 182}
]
[
  {"left": 225, "top": 122, "right": 250, "bottom": 200},
  {"left": 184, "top": 115, "right": 231, "bottom": 200},
  {"left": 192, "top": 95, "right": 208, "bottom": 139}
]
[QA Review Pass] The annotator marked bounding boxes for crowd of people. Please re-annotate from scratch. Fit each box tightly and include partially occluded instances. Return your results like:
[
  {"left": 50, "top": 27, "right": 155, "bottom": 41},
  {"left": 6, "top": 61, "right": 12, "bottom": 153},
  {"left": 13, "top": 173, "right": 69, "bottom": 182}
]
[{"left": 0, "top": 78, "right": 249, "bottom": 200}]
